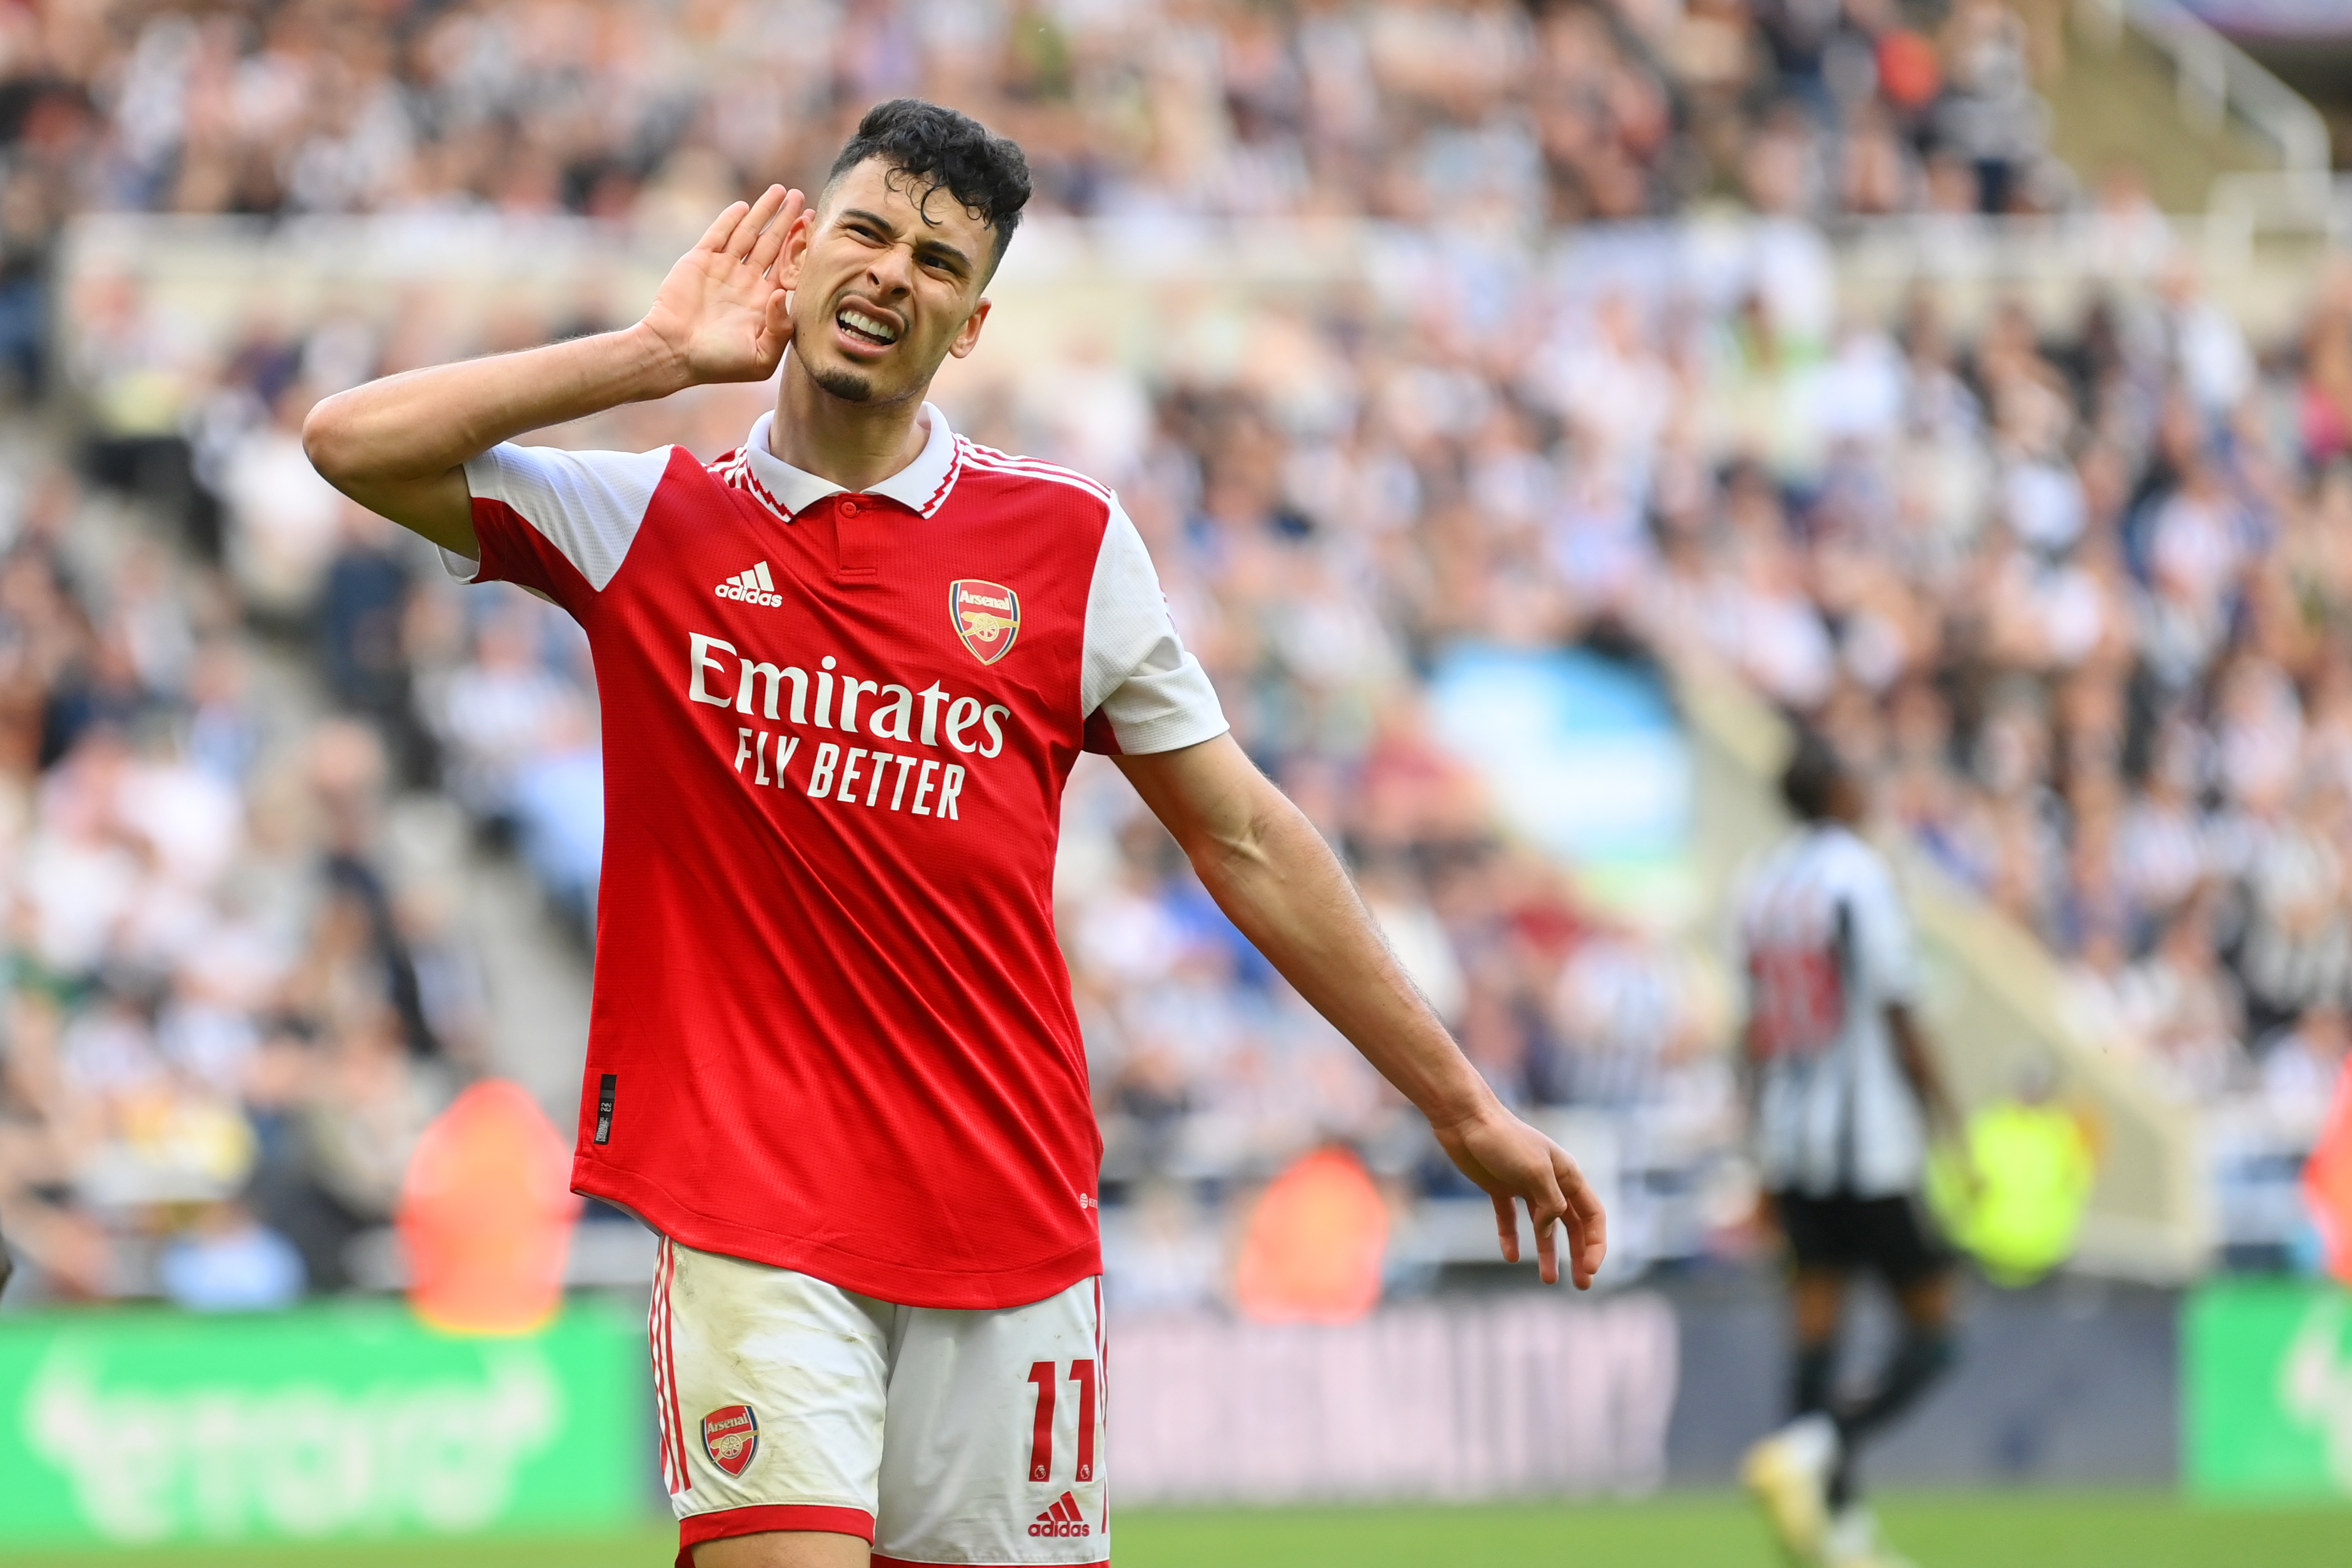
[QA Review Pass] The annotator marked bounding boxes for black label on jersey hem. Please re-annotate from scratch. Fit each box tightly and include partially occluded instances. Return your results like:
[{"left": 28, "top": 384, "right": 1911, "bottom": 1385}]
[{"left": 595, "top": 1073, "right": 617, "bottom": 1145}]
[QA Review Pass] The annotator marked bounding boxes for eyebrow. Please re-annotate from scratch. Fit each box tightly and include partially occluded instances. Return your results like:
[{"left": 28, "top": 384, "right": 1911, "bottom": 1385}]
[{"left": 838, "top": 206, "right": 975, "bottom": 278}]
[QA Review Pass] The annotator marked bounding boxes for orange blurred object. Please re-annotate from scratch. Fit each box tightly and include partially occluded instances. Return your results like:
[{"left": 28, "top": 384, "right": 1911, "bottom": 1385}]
[
  {"left": 1877, "top": 30, "right": 1942, "bottom": 111},
  {"left": 2306, "top": 1056, "right": 2352, "bottom": 1284},
  {"left": 1233, "top": 1146, "right": 1388, "bottom": 1324},
  {"left": 398, "top": 1079, "right": 581, "bottom": 1334}
]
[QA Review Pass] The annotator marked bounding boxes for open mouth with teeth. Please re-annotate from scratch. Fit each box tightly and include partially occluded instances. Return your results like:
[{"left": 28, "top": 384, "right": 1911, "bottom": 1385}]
[{"left": 837, "top": 307, "right": 900, "bottom": 347}]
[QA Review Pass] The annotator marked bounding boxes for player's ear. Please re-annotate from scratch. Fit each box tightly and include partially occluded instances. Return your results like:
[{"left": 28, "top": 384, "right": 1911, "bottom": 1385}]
[
  {"left": 776, "top": 206, "right": 818, "bottom": 290},
  {"left": 948, "top": 297, "right": 992, "bottom": 361}
]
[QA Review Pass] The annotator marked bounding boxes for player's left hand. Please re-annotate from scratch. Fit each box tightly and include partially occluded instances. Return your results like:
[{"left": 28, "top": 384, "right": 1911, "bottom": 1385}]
[{"left": 1432, "top": 1105, "right": 1607, "bottom": 1289}]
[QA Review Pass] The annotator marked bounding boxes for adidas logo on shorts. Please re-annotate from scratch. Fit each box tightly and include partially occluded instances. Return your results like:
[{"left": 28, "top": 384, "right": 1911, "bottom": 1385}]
[
  {"left": 716, "top": 560, "right": 783, "bottom": 606},
  {"left": 1028, "top": 1490, "right": 1092, "bottom": 1539}
]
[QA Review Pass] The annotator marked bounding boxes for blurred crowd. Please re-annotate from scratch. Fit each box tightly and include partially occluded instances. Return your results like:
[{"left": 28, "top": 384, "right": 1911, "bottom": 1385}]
[
  {"left": 0, "top": 0, "right": 2061, "bottom": 251},
  {"left": 1057, "top": 226, "right": 2352, "bottom": 1277},
  {"left": 0, "top": 463, "right": 489, "bottom": 1303},
  {"left": 0, "top": 0, "right": 2341, "bottom": 1306}
]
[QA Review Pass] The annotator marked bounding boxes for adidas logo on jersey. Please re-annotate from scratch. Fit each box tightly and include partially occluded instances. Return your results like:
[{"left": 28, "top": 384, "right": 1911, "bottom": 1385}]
[
  {"left": 1028, "top": 1490, "right": 1091, "bottom": 1539},
  {"left": 716, "top": 561, "right": 783, "bottom": 607}
]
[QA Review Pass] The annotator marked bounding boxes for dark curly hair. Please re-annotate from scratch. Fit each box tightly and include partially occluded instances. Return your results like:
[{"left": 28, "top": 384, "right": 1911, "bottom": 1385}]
[
  {"left": 825, "top": 99, "right": 1032, "bottom": 277},
  {"left": 1779, "top": 728, "right": 1850, "bottom": 823}
]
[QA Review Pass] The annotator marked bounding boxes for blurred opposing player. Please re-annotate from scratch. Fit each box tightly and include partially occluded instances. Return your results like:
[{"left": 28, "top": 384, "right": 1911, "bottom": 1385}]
[
  {"left": 1737, "top": 735, "right": 1963, "bottom": 1568},
  {"left": 304, "top": 99, "right": 1605, "bottom": 1568}
]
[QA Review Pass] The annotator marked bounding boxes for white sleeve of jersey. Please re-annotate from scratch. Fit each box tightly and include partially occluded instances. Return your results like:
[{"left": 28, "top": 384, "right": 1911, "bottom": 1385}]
[
  {"left": 1080, "top": 496, "right": 1229, "bottom": 755},
  {"left": 442, "top": 443, "right": 673, "bottom": 591}
]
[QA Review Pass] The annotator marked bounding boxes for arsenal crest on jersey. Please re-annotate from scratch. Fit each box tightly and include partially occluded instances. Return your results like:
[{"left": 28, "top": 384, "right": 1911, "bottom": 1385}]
[
  {"left": 701, "top": 1404, "right": 760, "bottom": 1477},
  {"left": 950, "top": 580, "right": 1021, "bottom": 665}
]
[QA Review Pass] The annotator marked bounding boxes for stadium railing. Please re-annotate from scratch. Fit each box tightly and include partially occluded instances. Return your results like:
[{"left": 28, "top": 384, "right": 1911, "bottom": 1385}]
[
  {"left": 58, "top": 206, "right": 2335, "bottom": 433},
  {"left": 2076, "top": 0, "right": 2331, "bottom": 185}
]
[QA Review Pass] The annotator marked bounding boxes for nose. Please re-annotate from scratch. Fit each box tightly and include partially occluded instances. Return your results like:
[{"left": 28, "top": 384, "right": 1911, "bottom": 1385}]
[{"left": 867, "top": 243, "right": 915, "bottom": 296}]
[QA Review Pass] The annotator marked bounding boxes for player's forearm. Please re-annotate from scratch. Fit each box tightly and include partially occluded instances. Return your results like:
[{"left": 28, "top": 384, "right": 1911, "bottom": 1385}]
[
  {"left": 304, "top": 323, "right": 689, "bottom": 488},
  {"left": 1186, "top": 796, "right": 1499, "bottom": 1131}
]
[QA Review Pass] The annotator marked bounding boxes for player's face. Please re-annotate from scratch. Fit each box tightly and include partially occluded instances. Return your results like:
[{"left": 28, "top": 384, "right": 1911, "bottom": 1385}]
[{"left": 781, "top": 158, "right": 995, "bottom": 408}]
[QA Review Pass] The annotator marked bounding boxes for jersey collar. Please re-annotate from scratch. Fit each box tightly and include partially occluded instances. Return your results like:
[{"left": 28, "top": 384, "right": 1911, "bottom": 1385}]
[{"left": 736, "top": 400, "right": 963, "bottom": 521}]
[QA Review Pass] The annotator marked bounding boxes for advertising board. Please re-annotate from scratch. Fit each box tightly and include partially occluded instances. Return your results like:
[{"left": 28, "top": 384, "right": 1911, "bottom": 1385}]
[
  {"left": 2186, "top": 1279, "right": 2352, "bottom": 1498},
  {"left": 0, "top": 1300, "right": 648, "bottom": 1547}
]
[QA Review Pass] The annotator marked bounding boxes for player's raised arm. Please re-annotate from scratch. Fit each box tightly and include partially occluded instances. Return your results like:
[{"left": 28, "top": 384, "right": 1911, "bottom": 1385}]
[
  {"left": 301, "top": 186, "right": 807, "bottom": 556},
  {"left": 1113, "top": 735, "right": 1608, "bottom": 1289}
]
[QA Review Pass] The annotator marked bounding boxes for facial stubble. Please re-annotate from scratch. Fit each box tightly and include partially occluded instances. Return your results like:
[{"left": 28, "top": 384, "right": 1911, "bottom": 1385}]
[{"left": 810, "top": 364, "right": 877, "bottom": 403}]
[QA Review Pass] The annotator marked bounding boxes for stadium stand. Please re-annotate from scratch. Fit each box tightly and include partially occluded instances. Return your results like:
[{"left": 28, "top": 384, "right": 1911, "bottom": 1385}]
[
  {"left": 0, "top": 0, "right": 2344, "bottom": 1304},
  {"left": 8, "top": 0, "right": 2064, "bottom": 228}
]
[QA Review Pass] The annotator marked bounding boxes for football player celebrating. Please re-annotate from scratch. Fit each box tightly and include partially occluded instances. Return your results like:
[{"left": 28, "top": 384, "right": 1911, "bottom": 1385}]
[{"left": 306, "top": 99, "right": 1606, "bottom": 1568}]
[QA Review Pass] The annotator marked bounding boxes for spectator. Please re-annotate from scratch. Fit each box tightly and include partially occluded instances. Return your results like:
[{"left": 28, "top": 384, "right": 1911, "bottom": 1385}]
[
  {"left": 318, "top": 504, "right": 413, "bottom": 719},
  {"left": 218, "top": 384, "right": 343, "bottom": 625},
  {"left": 156, "top": 1198, "right": 306, "bottom": 1310}
]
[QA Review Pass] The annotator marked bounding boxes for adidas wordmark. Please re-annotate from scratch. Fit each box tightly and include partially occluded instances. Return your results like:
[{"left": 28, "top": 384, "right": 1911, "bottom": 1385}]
[
  {"left": 1028, "top": 1490, "right": 1092, "bottom": 1539},
  {"left": 717, "top": 561, "right": 783, "bottom": 607}
]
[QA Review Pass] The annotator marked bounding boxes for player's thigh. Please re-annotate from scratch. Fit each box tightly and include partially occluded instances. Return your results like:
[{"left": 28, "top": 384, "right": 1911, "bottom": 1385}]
[
  {"left": 872, "top": 1277, "right": 1107, "bottom": 1566},
  {"left": 1789, "top": 1265, "right": 1851, "bottom": 1341},
  {"left": 693, "top": 1530, "right": 870, "bottom": 1568},
  {"left": 1773, "top": 1194, "right": 1856, "bottom": 1268},
  {"left": 1772, "top": 1194, "right": 1854, "bottom": 1337},
  {"left": 660, "top": 1239, "right": 893, "bottom": 1559}
]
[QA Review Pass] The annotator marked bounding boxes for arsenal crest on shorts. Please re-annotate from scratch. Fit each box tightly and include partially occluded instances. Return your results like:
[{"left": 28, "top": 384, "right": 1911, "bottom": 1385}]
[
  {"left": 950, "top": 580, "right": 1020, "bottom": 665},
  {"left": 701, "top": 1404, "right": 759, "bottom": 1477}
]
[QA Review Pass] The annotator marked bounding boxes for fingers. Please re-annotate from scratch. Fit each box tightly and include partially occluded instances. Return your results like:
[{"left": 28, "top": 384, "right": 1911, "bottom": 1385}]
[
  {"left": 1490, "top": 1192, "right": 1519, "bottom": 1265},
  {"left": 1459, "top": 1113, "right": 1607, "bottom": 1287},
  {"left": 1515, "top": 1153, "right": 1572, "bottom": 1287},
  {"left": 728, "top": 185, "right": 790, "bottom": 260},
  {"left": 696, "top": 200, "right": 750, "bottom": 254},
  {"left": 1554, "top": 1147, "right": 1610, "bottom": 1290},
  {"left": 751, "top": 189, "right": 805, "bottom": 276}
]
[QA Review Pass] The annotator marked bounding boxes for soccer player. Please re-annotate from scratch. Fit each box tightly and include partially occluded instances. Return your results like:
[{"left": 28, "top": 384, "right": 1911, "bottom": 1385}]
[
  {"left": 1737, "top": 733, "right": 1963, "bottom": 1568},
  {"left": 304, "top": 99, "right": 1606, "bottom": 1568}
]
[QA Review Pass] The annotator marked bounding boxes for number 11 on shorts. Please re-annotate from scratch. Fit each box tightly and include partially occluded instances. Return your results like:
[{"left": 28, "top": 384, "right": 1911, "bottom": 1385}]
[{"left": 1025, "top": 1359, "right": 1098, "bottom": 1482}]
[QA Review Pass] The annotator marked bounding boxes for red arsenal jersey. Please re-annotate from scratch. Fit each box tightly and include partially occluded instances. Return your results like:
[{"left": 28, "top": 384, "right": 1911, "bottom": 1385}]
[{"left": 446, "top": 401, "right": 1226, "bottom": 1307}]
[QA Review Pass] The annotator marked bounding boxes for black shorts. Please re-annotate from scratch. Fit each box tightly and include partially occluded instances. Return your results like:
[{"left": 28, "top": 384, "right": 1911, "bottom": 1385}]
[{"left": 1772, "top": 1189, "right": 1952, "bottom": 1288}]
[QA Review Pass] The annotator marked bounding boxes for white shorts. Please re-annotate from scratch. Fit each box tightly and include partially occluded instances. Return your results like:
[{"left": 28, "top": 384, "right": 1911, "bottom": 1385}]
[{"left": 652, "top": 1237, "right": 1108, "bottom": 1567}]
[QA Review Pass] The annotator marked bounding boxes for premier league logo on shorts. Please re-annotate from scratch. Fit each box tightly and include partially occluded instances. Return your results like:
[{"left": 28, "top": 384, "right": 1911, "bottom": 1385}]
[
  {"left": 701, "top": 1404, "right": 759, "bottom": 1477},
  {"left": 950, "top": 580, "right": 1020, "bottom": 665}
]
